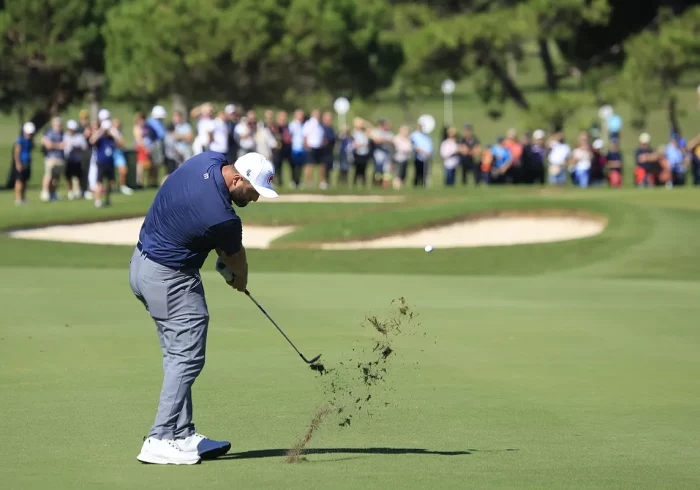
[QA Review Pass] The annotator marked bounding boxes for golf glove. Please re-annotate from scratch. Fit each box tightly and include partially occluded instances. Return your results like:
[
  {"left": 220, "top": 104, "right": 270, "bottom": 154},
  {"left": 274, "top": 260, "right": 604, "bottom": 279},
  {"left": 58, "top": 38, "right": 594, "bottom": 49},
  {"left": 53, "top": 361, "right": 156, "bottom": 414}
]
[{"left": 215, "top": 257, "right": 234, "bottom": 283}]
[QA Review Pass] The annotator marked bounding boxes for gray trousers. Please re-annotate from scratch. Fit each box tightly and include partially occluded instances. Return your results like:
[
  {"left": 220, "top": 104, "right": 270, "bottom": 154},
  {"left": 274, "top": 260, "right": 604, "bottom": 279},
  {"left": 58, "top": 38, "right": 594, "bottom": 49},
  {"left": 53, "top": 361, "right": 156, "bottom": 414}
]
[{"left": 129, "top": 247, "right": 209, "bottom": 440}]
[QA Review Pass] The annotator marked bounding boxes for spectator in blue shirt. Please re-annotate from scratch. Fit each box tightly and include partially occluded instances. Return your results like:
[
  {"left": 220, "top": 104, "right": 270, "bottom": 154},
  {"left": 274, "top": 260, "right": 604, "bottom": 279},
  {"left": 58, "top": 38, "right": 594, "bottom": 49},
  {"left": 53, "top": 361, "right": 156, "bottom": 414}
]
[
  {"left": 321, "top": 111, "right": 336, "bottom": 183},
  {"left": 665, "top": 137, "right": 687, "bottom": 187},
  {"left": 89, "top": 119, "right": 124, "bottom": 208},
  {"left": 13, "top": 122, "right": 36, "bottom": 205},
  {"left": 41, "top": 117, "right": 66, "bottom": 201},
  {"left": 607, "top": 112, "right": 623, "bottom": 141},
  {"left": 288, "top": 109, "right": 306, "bottom": 188},
  {"left": 410, "top": 124, "right": 434, "bottom": 187},
  {"left": 148, "top": 105, "right": 168, "bottom": 183},
  {"left": 487, "top": 137, "right": 513, "bottom": 185}
]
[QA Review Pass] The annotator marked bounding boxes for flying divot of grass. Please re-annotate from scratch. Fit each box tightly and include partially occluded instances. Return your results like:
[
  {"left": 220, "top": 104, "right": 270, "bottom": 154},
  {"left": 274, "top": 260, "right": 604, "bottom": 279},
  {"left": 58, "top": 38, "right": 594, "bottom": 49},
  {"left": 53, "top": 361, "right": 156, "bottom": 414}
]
[{"left": 285, "top": 298, "right": 422, "bottom": 463}]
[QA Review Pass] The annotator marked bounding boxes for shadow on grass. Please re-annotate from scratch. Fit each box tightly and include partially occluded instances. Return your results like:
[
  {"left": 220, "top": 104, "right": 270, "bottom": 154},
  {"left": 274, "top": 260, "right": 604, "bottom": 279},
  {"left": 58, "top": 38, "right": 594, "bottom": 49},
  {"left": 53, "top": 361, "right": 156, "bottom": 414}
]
[{"left": 217, "top": 447, "right": 518, "bottom": 460}]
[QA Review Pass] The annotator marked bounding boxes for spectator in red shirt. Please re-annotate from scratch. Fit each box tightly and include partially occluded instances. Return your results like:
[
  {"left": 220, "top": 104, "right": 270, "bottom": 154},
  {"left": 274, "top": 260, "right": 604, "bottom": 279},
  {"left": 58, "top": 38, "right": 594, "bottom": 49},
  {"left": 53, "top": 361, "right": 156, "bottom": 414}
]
[{"left": 502, "top": 128, "right": 523, "bottom": 183}]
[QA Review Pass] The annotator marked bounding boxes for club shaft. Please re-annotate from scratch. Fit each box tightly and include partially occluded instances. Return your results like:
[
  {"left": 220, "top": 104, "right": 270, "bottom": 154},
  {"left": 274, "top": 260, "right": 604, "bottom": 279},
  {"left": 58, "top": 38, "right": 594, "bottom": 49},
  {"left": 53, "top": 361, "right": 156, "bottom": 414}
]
[{"left": 245, "top": 290, "right": 309, "bottom": 362}]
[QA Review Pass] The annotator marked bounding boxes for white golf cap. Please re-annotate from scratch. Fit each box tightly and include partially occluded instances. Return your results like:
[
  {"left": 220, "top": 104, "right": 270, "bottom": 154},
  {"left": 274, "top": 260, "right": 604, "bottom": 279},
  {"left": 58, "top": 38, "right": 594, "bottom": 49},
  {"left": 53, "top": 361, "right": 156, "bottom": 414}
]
[
  {"left": 23, "top": 122, "right": 36, "bottom": 134},
  {"left": 224, "top": 104, "right": 236, "bottom": 115},
  {"left": 98, "top": 109, "right": 111, "bottom": 121},
  {"left": 639, "top": 132, "right": 651, "bottom": 144},
  {"left": 66, "top": 119, "right": 79, "bottom": 131},
  {"left": 533, "top": 129, "right": 545, "bottom": 140},
  {"left": 100, "top": 119, "right": 112, "bottom": 130},
  {"left": 592, "top": 139, "right": 604, "bottom": 150},
  {"left": 151, "top": 105, "right": 167, "bottom": 119},
  {"left": 233, "top": 152, "right": 279, "bottom": 199}
]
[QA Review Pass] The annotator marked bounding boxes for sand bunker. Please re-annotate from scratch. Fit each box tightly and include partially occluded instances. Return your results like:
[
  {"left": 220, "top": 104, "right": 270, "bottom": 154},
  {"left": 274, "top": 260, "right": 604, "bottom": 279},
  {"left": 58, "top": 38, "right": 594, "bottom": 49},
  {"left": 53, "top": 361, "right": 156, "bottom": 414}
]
[
  {"left": 320, "top": 216, "right": 605, "bottom": 249},
  {"left": 265, "top": 194, "right": 403, "bottom": 203},
  {"left": 7, "top": 218, "right": 294, "bottom": 249}
]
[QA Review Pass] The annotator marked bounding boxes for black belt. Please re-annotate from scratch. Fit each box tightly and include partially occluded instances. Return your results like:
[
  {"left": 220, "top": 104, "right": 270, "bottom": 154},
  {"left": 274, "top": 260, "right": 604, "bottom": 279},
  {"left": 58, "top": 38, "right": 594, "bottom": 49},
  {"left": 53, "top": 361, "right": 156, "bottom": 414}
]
[{"left": 137, "top": 241, "right": 196, "bottom": 274}]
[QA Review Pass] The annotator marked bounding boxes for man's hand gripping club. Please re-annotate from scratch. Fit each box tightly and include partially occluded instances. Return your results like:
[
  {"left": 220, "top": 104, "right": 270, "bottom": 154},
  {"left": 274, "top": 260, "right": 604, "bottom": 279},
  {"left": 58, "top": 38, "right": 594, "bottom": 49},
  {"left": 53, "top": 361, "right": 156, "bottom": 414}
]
[{"left": 215, "top": 246, "right": 248, "bottom": 292}]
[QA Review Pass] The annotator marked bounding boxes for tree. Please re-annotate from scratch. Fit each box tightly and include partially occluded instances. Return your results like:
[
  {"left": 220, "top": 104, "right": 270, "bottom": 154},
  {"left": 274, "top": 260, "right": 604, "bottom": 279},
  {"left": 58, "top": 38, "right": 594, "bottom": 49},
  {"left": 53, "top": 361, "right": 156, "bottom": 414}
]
[
  {"left": 0, "top": 0, "right": 116, "bottom": 129},
  {"left": 103, "top": 0, "right": 237, "bottom": 108},
  {"left": 615, "top": 6, "right": 700, "bottom": 133},
  {"left": 389, "top": 0, "right": 610, "bottom": 123},
  {"left": 103, "top": 0, "right": 403, "bottom": 109}
]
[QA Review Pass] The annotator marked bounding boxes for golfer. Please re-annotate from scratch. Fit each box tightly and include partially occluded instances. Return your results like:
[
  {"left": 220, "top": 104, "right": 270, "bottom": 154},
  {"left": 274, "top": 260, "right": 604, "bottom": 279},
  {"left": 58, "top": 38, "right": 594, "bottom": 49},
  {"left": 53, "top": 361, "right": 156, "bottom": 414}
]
[{"left": 129, "top": 151, "right": 278, "bottom": 465}]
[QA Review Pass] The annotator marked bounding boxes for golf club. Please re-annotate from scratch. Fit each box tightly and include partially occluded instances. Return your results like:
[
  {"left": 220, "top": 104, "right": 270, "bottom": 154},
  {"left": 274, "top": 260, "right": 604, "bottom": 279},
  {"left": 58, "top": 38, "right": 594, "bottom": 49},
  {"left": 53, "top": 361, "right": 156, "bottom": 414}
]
[{"left": 245, "top": 289, "right": 322, "bottom": 365}]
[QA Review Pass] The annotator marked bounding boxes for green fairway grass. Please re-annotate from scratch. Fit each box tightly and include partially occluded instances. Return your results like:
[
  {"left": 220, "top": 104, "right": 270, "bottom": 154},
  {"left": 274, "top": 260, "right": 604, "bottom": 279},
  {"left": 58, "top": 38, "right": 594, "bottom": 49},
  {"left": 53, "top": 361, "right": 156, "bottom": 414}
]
[
  {"left": 2, "top": 269, "right": 699, "bottom": 489},
  {"left": 2, "top": 179, "right": 700, "bottom": 488}
]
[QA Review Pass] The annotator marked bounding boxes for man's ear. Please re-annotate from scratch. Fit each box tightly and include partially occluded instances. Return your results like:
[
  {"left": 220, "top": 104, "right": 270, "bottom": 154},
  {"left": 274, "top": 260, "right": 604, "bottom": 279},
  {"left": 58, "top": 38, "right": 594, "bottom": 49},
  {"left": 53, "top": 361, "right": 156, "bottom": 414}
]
[{"left": 231, "top": 172, "right": 244, "bottom": 186}]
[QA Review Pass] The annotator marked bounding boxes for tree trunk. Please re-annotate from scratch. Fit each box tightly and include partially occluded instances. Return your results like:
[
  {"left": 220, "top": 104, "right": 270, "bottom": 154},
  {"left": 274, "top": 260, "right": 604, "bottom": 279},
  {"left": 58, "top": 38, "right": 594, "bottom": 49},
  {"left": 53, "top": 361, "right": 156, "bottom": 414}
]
[
  {"left": 486, "top": 58, "right": 529, "bottom": 110},
  {"left": 29, "top": 89, "right": 74, "bottom": 132},
  {"left": 668, "top": 94, "right": 681, "bottom": 136},
  {"left": 87, "top": 88, "right": 100, "bottom": 123},
  {"left": 398, "top": 78, "right": 412, "bottom": 124},
  {"left": 538, "top": 39, "right": 558, "bottom": 92},
  {"left": 171, "top": 93, "right": 188, "bottom": 116}
]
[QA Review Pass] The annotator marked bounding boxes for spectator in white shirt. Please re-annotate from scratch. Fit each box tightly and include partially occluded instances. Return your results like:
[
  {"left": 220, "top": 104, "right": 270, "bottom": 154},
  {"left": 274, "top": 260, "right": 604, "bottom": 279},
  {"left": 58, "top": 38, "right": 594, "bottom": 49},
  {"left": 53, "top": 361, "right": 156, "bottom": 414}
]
[
  {"left": 392, "top": 125, "right": 413, "bottom": 189},
  {"left": 254, "top": 120, "right": 278, "bottom": 161},
  {"left": 302, "top": 109, "right": 326, "bottom": 188},
  {"left": 440, "top": 128, "right": 460, "bottom": 186},
  {"left": 190, "top": 102, "right": 215, "bottom": 155},
  {"left": 571, "top": 132, "right": 592, "bottom": 188},
  {"left": 63, "top": 119, "right": 88, "bottom": 199},
  {"left": 209, "top": 110, "right": 230, "bottom": 155},
  {"left": 547, "top": 133, "right": 571, "bottom": 186},
  {"left": 234, "top": 116, "right": 256, "bottom": 157}
]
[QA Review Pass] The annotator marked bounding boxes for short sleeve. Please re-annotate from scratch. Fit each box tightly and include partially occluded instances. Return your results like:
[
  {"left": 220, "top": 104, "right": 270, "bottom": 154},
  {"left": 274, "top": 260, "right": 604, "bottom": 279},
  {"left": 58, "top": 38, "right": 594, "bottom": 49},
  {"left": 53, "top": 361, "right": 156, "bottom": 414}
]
[{"left": 210, "top": 218, "right": 243, "bottom": 256}]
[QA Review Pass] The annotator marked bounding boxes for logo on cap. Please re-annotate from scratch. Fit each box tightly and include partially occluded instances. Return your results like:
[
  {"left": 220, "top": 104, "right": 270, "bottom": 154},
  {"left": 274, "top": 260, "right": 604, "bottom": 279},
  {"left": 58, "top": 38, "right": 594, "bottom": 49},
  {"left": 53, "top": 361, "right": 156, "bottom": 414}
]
[
  {"left": 246, "top": 169, "right": 251, "bottom": 177},
  {"left": 268, "top": 174, "right": 274, "bottom": 186}
]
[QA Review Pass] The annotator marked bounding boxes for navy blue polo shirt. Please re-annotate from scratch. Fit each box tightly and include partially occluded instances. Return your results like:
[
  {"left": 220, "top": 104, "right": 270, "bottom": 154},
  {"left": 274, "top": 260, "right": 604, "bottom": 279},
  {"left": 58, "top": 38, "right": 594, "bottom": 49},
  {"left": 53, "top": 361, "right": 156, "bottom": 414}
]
[{"left": 138, "top": 151, "right": 242, "bottom": 270}]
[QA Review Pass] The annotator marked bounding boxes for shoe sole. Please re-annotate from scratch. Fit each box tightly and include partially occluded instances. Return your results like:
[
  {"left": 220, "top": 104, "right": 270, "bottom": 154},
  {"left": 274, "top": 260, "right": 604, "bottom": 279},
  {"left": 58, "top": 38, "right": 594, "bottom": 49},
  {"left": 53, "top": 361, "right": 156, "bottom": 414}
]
[
  {"left": 199, "top": 443, "right": 232, "bottom": 460},
  {"left": 137, "top": 452, "right": 201, "bottom": 465}
]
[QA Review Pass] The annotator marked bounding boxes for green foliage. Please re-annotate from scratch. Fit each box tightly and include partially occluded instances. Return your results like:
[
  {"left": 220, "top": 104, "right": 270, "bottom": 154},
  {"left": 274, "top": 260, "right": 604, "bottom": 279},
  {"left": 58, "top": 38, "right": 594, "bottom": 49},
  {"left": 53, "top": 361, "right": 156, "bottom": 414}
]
[
  {"left": 0, "top": 0, "right": 116, "bottom": 122},
  {"left": 103, "top": 0, "right": 402, "bottom": 106},
  {"left": 617, "top": 6, "right": 700, "bottom": 127}
]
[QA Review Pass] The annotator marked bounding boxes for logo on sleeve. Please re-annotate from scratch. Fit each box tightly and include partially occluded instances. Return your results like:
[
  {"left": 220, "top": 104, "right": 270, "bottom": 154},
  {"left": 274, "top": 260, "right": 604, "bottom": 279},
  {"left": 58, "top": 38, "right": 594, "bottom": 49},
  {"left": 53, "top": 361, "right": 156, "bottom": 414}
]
[{"left": 203, "top": 173, "right": 209, "bottom": 179}]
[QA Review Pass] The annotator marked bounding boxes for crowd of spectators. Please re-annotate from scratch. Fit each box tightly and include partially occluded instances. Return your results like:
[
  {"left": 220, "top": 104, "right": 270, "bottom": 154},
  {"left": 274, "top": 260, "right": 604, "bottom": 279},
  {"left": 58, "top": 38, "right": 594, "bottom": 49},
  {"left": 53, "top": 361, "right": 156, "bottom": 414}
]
[
  {"left": 441, "top": 123, "right": 700, "bottom": 190},
  {"left": 9, "top": 104, "right": 700, "bottom": 207}
]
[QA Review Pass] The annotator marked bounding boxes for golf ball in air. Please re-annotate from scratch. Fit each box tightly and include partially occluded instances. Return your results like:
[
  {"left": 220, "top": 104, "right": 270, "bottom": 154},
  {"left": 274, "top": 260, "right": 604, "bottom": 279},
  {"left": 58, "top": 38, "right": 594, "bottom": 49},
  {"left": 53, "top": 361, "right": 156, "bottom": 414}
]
[{"left": 424, "top": 245, "right": 433, "bottom": 253}]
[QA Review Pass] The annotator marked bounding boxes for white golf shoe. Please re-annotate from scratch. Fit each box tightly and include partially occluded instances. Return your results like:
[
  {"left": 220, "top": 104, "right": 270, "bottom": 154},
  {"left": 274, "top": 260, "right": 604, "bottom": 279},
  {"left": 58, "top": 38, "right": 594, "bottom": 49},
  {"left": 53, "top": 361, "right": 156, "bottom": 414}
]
[
  {"left": 136, "top": 437, "right": 201, "bottom": 465},
  {"left": 176, "top": 433, "right": 231, "bottom": 459}
]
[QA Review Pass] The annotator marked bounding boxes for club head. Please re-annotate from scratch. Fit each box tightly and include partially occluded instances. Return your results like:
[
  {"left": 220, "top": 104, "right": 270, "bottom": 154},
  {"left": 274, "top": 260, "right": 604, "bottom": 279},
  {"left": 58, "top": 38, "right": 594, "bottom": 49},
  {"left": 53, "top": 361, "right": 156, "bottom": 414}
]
[{"left": 306, "top": 354, "right": 322, "bottom": 365}]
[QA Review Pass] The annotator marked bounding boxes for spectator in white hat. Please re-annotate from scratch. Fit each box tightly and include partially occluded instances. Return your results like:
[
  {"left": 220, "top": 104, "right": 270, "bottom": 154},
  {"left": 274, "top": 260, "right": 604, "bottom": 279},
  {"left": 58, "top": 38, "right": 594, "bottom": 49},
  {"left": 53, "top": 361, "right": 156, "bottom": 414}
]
[
  {"left": 63, "top": 119, "right": 88, "bottom": 200},
  {"left": 147, "top": 106, "right": 168, "bottom": 183},
  {"left": 635, "top": 132, "right": 656, "bottom": 187},
  {"left": 590, "top": 138, "right": 606, "bottom": 187},
  {"left": 523, "top": 129, "right": 546, "bottom": 185},
  {"left": 87, "top": 108, "right": 112, "bottom": 197},
  {"left": 13, "top": 122, "right": 36, "bottom": 205},
  {"left": 547, "top": 132, "right": 571, "bottom": 186},
  {"left": 40, "top": 117, "right": 66, "bottom": 201}
]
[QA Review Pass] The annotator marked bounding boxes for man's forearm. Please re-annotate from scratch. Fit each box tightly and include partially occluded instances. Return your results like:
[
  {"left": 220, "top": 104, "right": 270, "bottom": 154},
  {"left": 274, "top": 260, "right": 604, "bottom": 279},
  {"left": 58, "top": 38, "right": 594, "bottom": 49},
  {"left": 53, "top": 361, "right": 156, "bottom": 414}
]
[{"left": 217, "top": 246, "right": 247, "bottom": 277}]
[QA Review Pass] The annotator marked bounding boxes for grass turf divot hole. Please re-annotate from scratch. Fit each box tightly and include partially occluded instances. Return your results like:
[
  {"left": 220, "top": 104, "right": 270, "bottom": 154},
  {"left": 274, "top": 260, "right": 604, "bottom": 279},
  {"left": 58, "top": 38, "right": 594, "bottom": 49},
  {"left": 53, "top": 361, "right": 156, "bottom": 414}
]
[{"left": 285, "top": 406, "right": 331, "bottom": 464}]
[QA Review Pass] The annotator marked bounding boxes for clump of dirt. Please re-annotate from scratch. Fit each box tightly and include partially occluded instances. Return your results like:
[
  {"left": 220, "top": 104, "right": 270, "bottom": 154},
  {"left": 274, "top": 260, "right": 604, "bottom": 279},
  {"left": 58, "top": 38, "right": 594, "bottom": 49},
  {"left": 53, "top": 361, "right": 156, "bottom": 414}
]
[
  {"left": 285, "top": 406, "right": 331, "bottom": 464},
  {"left": 309, "top": 297, "right": 422, "bottom": 423},
  {"left": 289, "top": 298, "right": 425, "bottom": 462}
]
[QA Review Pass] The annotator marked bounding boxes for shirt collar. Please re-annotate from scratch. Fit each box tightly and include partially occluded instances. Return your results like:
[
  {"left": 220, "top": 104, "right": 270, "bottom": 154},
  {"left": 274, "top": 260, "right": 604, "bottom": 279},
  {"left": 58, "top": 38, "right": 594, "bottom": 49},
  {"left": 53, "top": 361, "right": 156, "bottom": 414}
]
[{"left": 212, "top": 161, "right": 232, "bottom": 204}]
